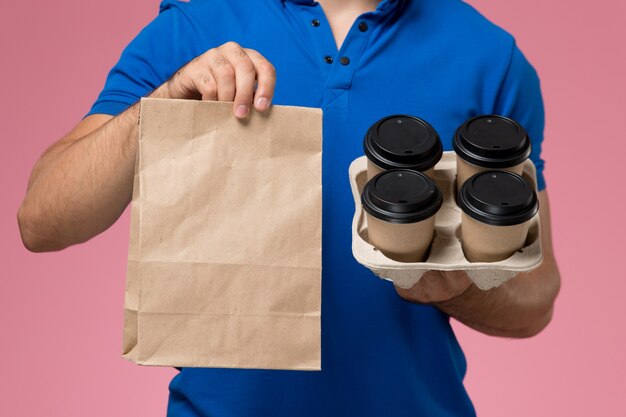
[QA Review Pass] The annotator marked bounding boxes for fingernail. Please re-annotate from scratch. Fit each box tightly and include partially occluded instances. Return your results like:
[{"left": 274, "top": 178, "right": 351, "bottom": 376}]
[
  {"left": 235, "top": 104, "right": 249, "bottom": 118},
  {"left": 256, "top": 96, "right": 269, "bottom": 110}
]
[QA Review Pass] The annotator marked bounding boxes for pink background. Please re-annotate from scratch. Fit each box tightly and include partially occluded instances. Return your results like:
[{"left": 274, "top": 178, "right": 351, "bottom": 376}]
[{"left": 1, "top": 0, "right": 624, "bottom": 415}]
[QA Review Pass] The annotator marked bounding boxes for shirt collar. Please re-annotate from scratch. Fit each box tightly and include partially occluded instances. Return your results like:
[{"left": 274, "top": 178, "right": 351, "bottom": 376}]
[{"left": 281, "top": 0, "right": 406, "bottom": 15}]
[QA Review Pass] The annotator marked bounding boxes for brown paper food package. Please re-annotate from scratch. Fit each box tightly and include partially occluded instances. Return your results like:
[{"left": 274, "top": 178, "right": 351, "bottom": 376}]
[
  {"left": 124, "top": 97, "right": 323, "bottom": 370},
  {"left": 350, "top": 152, "right": 543, "bottom": 290}
]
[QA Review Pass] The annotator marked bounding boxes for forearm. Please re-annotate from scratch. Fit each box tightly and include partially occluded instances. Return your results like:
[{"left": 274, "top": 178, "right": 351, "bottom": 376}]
[
  {"left": 436, "top": 257, "right": 561, "bottom": 338},
  {"left": 17, "top": 86, "right": 170, "bottom": 252}
]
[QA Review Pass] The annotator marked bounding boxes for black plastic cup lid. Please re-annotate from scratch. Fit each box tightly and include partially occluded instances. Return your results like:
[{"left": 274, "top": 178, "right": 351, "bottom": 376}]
[
  {"left": 363, "top": 115, "right": 443, "bottom": 171},
  {"left": 458, "top": 170, "right": 539, "bottom": 226},
  {"left": 361, "top": 169, "right": 443, "bottom": 224},
  {"left": 453, "top": 114, "right": 531, "bottom": 168}
]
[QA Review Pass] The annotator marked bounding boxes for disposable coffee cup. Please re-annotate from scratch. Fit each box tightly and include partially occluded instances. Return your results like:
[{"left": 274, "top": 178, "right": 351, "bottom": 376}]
[
  {"left": 361, "top": 169, "right": 443, "bottom": 262},
  {"left": 458, "top": 170, "right": 539, "bottom": 262},
  {"left": 363, "top": 115, "right": 443, "bottom": 181},
  {"left": 453, "top": 114, "right": 531, "bottom": 191}
]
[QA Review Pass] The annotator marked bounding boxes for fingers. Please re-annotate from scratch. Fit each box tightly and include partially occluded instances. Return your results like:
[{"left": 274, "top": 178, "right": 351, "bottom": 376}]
[
  {"left": 188, "top": 69, "right": 218, "bottom": 101},
  {"left": 394, "top": 270, "right": 473, "bottom": 304},
  {"left": 208, "top": 42, "right": 275, "bottom": 118},
  {"left": 244, "top": 48, "right": 276, "bottom": 112},
  {"left": 166, "top": 42, "right": 276, "bottom": 119},
  {"left": 209, "top": 49, "right": 237, "bottom": 103},
  {"left": 220, "top": 43, "right": 257, "bottom": 118}
]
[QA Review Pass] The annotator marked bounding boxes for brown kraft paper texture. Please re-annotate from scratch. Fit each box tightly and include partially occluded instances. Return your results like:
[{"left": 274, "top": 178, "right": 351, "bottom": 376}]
[{"left": 124, "top": 97, "right": 323, "bottom": 370}]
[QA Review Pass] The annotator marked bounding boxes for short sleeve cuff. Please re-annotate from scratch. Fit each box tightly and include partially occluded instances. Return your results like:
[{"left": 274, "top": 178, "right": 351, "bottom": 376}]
[{"left": 83, "top": 99, "right": 136, "bottom": 119}]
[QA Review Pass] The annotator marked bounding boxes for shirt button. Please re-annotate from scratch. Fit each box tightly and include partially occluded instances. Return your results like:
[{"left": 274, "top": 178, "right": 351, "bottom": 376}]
[
  {"left": 324, "top": 56, "right": 334, "bottom": 64},
  {"left": 358, "top": 21, "right": 368, "bottom": 32},
  {"left": 339, "top": 56, "right": 350, "bottom": 65},
  {"left": 311, "top": 19, "right": 320, "bottom": 27}
]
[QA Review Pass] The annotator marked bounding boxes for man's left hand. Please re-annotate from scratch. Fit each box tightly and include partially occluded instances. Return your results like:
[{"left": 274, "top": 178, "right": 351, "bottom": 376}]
[{"left": 394, "top": 270, "right": 473, "bottom": 304}]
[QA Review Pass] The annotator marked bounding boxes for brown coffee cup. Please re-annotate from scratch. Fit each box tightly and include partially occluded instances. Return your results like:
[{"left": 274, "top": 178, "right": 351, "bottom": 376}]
[
  {"left": 458, "top": 170, "right": 539, "bottom": 262},
  {"left": 453, "top": 115, "right": 531, "bottom": 191},
  {"left": 361, "top": 169, "right": 443, "bottom": 262},
  {"left": 363, "top": 115, "right": 443, "bottom": 181}
]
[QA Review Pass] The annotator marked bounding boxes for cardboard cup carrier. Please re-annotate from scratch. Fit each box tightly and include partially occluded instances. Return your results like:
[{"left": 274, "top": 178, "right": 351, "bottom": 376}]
[{"left": 349, "top": 151, "right": 543, "bottom": 290}]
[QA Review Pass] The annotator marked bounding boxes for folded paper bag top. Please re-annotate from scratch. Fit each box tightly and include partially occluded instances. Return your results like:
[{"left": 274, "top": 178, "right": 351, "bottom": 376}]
[{"left": 125, "top": 98, "right": 323, "bottom": 370}]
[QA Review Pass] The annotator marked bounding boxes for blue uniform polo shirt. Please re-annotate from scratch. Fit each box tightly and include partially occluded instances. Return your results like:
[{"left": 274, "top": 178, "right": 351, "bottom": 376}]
[{"left": 86, "top": 0, "right": 547, "bottom": 415}]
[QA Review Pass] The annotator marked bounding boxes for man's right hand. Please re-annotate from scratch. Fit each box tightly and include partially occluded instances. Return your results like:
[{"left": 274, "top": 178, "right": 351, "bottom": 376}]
[
  {"left": 17, "top": 42, "right": 275, "bottom": 252},
  {"left": 161, "top": 41, "right": 276, "bottom": 118}
]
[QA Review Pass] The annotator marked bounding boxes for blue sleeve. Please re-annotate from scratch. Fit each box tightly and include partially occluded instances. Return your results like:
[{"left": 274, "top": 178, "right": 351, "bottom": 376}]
[
  {"left": 492, "top": 42, "right": 547, "bottom": 191},
  {"left": 84, "top": 0, "right": 199, "bottom": 118}
]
